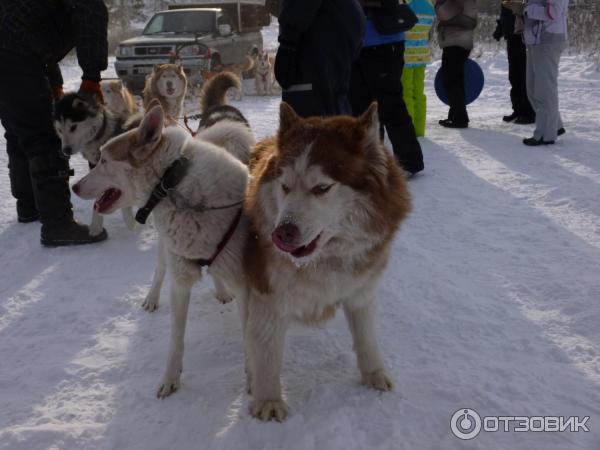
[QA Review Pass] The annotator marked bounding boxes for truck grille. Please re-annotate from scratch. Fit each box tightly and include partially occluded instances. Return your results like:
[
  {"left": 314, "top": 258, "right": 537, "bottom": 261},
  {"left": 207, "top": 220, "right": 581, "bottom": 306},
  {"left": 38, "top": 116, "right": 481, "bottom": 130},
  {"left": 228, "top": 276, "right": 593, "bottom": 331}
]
[{"left": 134, "top": 46, "right": 173, "bottom": 56}]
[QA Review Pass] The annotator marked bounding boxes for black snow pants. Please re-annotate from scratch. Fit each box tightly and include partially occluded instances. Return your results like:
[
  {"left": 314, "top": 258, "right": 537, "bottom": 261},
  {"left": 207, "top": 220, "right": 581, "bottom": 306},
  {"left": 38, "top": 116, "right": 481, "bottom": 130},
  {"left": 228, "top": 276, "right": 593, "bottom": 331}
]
[
  {"left": 0, "top": 50, "right": 73, "bottom": 225},
  {"left": 350, "top": 42, "right": 424, "bottom": 174}
]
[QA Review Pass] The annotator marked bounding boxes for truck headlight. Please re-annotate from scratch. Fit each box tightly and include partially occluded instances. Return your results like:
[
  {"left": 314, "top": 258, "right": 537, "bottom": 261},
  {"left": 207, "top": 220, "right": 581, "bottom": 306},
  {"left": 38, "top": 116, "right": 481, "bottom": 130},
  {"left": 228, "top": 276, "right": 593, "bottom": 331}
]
[
  {"left": 178, "top": 44, "right": 207, "bottom": 57},
  {"left": 118, "top": 46, "right": 133, "bottom": 57}
]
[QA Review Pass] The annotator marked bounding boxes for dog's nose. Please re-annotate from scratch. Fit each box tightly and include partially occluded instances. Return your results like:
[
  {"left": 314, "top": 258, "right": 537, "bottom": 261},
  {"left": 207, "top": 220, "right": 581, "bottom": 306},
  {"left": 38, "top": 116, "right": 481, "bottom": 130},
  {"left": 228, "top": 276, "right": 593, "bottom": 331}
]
[
  {"left": 62, "top": 147, "right": 72, "bottom": 156},
  {"left": 274, "top": 222, "right": 300, "bottom": 245},
  {"left": 166, "top": 81, "right": 173, "bottom": 87},
  {"left": 72, "top": 183, "right": 80, "bottom": 195}
]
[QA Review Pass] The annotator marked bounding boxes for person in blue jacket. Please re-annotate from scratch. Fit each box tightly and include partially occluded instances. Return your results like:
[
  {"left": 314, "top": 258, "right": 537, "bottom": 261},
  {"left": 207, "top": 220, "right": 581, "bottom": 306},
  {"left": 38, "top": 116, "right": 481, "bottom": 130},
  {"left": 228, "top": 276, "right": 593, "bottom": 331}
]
[
  {"left": 349, "top": 0, "right": 424, "bottom": 175},
  {"left": 273, "top": 0, "right": 365, "bottom": 117}
]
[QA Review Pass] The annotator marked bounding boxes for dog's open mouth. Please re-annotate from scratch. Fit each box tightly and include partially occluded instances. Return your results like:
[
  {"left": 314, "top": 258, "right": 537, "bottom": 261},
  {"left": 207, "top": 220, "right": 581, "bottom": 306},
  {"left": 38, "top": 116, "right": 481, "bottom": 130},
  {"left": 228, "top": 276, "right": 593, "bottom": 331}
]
[
  {"left": 94, "top": 188, "right": 122, "bottom": 213},
  {"left": 271, "top": 233, "right": 320, "bottom": 258},
  {"left": 166, "top": 87, "right": 175, "bottom": 95}
]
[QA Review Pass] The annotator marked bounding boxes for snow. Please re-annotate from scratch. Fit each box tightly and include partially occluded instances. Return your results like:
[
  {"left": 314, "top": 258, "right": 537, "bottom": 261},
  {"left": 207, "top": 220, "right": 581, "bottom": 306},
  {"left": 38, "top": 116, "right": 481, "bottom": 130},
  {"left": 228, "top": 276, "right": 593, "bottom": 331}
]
[{"left": 1, "top": 27, "right": 600, "bottom": 450}]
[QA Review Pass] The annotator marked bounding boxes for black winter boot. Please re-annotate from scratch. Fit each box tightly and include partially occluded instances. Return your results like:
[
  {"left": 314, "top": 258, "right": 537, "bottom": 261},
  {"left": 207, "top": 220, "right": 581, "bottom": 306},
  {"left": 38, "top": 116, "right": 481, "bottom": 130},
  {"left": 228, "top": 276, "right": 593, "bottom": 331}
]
[
  {"left": 7, "top": 152, "right": 39, "bottom": 222},
  {"left": 29, "top": 153, "right": 107, "bottom": 247}
]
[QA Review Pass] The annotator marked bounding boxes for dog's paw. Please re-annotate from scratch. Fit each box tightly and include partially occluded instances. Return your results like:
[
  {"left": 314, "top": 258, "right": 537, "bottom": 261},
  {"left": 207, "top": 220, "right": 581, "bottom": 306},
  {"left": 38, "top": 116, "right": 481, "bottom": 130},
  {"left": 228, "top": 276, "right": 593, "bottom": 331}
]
[
  {"left": 249, "top": 399, "right": 288, "bottom": 422},
  {"left": 142, "top": 295, "right": 159, "bottom": 312},
  {"left": 362, "top": 369, "right": 394, "bottom": 391},
  {"left": 157, "top": 376, "right": 180, "bottom": 398}
]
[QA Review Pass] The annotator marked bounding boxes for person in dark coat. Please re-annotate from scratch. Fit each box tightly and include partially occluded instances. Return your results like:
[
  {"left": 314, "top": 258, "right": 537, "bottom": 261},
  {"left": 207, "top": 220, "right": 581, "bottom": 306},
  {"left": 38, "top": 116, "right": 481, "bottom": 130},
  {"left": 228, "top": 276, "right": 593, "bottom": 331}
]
[
  {"left": 493, "top": 2, "right": 535, "bottom": 124},
  {"left": 0, "top": 0, "right": 108, "bottom": 246},
  {"left": 435, "top": 0, "right": 478, "bottom": 129},
  {"left": 350, "top": 0, "right": 425, "bottom": 175},
  {"left": 274, "top": 0, "right": 365, "bottom": 117}
]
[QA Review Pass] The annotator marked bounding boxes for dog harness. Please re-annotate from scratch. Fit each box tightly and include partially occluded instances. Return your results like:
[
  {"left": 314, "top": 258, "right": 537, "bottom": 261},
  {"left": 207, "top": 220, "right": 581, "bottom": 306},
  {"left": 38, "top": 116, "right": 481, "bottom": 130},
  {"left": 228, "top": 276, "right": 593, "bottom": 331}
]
[{"left": 135, "top": 156, "right": 243, "bottom": 267}]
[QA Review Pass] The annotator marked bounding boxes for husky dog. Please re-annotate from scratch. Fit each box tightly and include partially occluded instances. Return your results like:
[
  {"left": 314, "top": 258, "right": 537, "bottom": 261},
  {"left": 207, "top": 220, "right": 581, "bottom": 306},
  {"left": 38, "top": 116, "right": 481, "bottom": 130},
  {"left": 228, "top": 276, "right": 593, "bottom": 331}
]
[
  {"left": 100, "top": 79, "right": 139, "bottom": 121},
  {"left": 72, "top": 103, "right": 255, "bottom": 397},
  {"left": 54, "top": 93, "right": 142, "bottom": 234},
  {"left": 240, "top": 102, "right": 411, "bottom": 421},
  {"left": 211, "top": 55, "right": 254, "bottom": 100},
  {"left": 143, "top": 64, "right": 187, "bottom": 119},
  {"left": 196, "top": 72, "right": 249, "bottom": 140},
  {"left": 254, "top": 51, "right": 274, "bottom": 96}
]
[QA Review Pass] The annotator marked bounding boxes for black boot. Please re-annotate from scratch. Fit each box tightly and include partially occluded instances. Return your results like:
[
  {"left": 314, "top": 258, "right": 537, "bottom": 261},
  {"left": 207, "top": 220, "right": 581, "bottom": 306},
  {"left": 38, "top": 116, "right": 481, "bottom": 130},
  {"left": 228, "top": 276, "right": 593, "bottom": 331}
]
[
  {"left": 29, "top": 153, "right": 107, "bottom": 247},
  {"left": 7, "top": 152, "right": 39, "bottom": 222}
]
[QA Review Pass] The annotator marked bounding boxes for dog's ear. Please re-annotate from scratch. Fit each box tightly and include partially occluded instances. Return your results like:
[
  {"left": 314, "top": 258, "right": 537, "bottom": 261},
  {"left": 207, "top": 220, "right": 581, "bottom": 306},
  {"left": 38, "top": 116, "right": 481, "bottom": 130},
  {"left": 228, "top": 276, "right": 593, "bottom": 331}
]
[
  {"left": 358, "top": 102, "right": 380, "bottom": 149},
  {"left": 279, "top": 102, "right": 300, "bottom": 134},
  {"left": 153, "top": 64, "right": 161, "bottom": 72},
  {"left": 177, "top": 64, "right": 183, "bottom": 72},
  {"left": 137, "top": 105, "right": 164, "bottom": 148}
]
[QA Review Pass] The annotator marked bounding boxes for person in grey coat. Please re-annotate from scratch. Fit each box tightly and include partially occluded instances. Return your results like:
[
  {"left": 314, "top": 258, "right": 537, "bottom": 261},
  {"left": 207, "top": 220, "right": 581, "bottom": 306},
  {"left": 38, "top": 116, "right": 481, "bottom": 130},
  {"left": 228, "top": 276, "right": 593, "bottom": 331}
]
[
  {"left": 435, "top": 0, "right": 478, "bottom": 128},
  {"left": 505, "top": 0, "right": 569, "bottom": 146}
]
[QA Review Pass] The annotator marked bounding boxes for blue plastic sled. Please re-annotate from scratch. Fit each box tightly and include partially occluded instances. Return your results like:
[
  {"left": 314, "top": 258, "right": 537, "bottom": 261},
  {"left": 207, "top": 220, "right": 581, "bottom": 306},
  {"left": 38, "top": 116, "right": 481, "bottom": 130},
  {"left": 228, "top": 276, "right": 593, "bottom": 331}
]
[{"left": 434, "top": 58, "right": 484, "bottom": 106}]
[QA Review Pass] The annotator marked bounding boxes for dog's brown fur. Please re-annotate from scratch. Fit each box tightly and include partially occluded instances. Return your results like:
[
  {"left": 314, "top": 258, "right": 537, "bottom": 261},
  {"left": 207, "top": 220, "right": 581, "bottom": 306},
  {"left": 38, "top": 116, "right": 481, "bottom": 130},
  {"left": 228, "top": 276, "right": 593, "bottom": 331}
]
[
  {"left": 244, "top": 103, "right": 411, "bottom": 296},
  {"left": 101, "top": 80, "right": 139, "bottom": 119},
  {"left": 239, "top": 102, "right": 411, "bottom": 421},
  {"left": 213, "top": 55, "right": 254, "bottom": 80},
  {"left": 199, "top": 71, "right": 241, "bottom": 113},
  {"left": 142, "top": 64, "right": 187, "bottom": 119}
]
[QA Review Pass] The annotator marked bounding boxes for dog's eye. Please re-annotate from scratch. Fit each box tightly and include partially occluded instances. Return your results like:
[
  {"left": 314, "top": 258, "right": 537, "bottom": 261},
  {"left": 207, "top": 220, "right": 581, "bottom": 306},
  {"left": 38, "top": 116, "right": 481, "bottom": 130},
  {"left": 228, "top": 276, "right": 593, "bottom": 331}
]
[
  {"left": 281, "top": 184, "right": 290, "bottom": 194},
  {"left": 100, "top": 158, "right": 106, "bottom": 165},
  {"left": 311, "top": 184, "right": 333, "bottom": 196},
  {"left": 70, "top": 124, "right": 77, "bottom": 132}
]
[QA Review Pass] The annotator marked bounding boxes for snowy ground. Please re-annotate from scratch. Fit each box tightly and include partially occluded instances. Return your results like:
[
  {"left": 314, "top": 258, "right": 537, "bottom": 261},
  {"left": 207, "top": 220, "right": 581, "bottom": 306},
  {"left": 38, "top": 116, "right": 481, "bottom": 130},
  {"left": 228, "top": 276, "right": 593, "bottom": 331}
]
[{"left": 1, "top": 40, "right": 600, "bottom": 450}]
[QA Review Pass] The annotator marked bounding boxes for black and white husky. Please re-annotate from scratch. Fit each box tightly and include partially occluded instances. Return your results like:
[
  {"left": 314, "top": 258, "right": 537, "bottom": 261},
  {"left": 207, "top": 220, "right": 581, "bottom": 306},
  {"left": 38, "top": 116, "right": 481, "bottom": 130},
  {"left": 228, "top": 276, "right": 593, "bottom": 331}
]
[{"left": 54, "top": 93, "right": 143, "bottom": 235}]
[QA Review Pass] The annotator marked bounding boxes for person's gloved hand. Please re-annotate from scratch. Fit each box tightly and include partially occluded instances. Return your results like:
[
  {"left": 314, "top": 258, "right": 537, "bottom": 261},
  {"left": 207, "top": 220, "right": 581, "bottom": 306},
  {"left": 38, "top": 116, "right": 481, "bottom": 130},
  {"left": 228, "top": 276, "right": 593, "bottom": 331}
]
[
  {"left": 51, "top": 85, "right": 64, "bottom": 100},
  {"left": 493, "top": 20, "right": 502, "bottom": 41},
  {"left": 78, "top": 79, "right": 104, "bottom": 104},
  {"left": 274, "top": 40, "right": 297, "bottom": 91}
]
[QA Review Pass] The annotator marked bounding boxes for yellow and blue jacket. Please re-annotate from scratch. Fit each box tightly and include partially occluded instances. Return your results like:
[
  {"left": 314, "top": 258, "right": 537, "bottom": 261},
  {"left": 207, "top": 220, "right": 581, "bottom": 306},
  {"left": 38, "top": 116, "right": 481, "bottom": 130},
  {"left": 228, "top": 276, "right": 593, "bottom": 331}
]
[{"left": 404, "top": 0, "right": 435, "bottom": 67}]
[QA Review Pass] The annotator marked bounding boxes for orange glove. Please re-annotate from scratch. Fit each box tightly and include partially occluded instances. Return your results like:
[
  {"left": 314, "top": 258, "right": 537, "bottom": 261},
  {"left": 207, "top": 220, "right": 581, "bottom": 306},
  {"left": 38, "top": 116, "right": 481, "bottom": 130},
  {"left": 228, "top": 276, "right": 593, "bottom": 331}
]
[
  {"left": 79, "top": 79, "right": 104, "bottom": 103},
  {"left": 51, "top": 85, "right": 64, "bottom": 100}
]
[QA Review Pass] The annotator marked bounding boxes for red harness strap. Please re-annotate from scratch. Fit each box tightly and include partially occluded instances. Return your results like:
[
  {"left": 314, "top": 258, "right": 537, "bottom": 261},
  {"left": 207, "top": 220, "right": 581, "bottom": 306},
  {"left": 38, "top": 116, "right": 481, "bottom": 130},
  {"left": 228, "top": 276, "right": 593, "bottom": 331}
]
[{"left": 195, "top": 209, "right": 242, "bottom": 267}]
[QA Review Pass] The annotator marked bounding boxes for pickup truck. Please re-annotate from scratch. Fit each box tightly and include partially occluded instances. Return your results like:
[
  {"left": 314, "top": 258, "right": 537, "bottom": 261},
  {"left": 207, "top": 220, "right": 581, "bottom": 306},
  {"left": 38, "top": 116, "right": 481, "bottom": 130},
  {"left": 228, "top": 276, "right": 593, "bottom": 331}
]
[{"left": 114, "top": 1, "right": 269, "bottom": 93}]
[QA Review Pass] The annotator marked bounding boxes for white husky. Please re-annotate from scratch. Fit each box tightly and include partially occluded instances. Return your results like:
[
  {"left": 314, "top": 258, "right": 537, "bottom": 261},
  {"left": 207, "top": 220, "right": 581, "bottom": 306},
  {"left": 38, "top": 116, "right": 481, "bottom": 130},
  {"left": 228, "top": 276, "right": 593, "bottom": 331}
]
[{"left": 73, "top": 104, "right": 254, "bottom": 397}]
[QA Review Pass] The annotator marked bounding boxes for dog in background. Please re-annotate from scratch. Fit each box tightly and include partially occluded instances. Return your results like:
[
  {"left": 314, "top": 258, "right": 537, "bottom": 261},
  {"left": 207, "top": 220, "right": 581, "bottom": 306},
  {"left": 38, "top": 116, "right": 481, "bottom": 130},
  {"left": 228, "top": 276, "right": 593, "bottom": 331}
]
[
  {"left": 210, "top": 55, "right": 254, "bottom": 100},
  {"left": 253, "top": 51, "right": 274, "bottom": 96},
  {"left": 101, "top": 79, "right": 139, "bottom": 121},
  {"left": 196, "top": 72, "right": 249, "bottom": 136},
  {"left": 54, "top": 93, "right": 142, "bottom": 235},
  {"left": 143, "top": 64, "right": 187, "bottom": 119}
]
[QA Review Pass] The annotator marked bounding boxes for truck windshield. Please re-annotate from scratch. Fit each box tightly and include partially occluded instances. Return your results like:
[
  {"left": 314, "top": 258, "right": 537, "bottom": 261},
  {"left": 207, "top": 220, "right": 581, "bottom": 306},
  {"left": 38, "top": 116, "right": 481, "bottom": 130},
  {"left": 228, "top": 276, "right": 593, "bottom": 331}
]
[{"left": 143, "top": 11, "right": 214, "bottom": 35}]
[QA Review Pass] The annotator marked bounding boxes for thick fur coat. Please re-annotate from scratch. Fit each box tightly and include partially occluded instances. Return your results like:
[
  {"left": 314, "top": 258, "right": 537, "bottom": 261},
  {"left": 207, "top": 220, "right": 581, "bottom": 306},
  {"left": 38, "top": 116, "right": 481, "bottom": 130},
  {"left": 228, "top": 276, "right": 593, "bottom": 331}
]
[
  {"left": 72, "top": 104, "right": 255, "bottom": 397},
  {"left": 240, "top": 103, "right": 411, "bottom": 421},
  {"left": 142, "top": 64, "right": 187, "bottom": 119}
]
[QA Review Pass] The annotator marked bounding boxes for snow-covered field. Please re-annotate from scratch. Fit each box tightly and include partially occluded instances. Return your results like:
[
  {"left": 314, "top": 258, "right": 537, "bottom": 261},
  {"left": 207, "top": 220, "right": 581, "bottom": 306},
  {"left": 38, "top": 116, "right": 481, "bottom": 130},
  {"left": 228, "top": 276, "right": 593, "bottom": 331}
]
[{"left": 1, "top": 32, "right": 600, "bottom": 450}]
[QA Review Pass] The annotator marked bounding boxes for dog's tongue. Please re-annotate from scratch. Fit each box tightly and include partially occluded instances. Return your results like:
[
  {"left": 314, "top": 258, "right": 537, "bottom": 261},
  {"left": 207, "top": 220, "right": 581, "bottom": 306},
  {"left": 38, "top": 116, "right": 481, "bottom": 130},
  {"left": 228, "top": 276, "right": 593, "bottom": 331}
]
[
  {"left": 271, "top": 232, "right": 298, "bottom": 253},
  {"left": 271, "top": 232, "right": 320, "bottom": 258},
  {"left": 94, "top": 188, "right": 121, "bottom": 213}
]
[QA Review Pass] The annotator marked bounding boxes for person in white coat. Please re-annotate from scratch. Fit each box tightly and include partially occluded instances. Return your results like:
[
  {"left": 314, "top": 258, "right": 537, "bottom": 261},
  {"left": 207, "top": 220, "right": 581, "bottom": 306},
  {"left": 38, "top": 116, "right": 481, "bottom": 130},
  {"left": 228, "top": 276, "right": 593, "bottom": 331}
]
[{"left": 506, "top": 0, "right": 569, "bottom": 146}]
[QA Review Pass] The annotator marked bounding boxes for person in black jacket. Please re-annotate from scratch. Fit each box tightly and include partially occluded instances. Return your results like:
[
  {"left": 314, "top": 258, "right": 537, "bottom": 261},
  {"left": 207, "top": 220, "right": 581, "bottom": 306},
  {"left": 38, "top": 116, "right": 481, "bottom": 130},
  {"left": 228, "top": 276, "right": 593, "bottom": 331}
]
[
  {"left": 493, "top": 3, "right": 535, "bottom": 124},
  {"left": 350, "top": 0, "right": 424, "bottom": 175},
  {"left": 273, "top": 0, "right": 365, "bottom": 117},
  {"left": 0, "top": 0, "right": 108, "bottom": 246}
]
